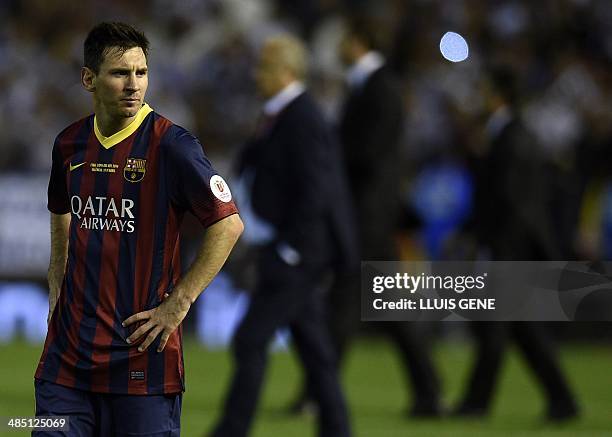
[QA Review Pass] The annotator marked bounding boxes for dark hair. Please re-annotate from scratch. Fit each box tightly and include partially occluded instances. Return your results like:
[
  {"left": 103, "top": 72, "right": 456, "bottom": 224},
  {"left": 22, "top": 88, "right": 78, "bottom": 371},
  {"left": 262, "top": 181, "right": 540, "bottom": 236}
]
[
  {"left": 345, "top": 15, "right": 384, "bottom": 51},
  {"left": 84, "top": 22, "right": 149, "bottom": 73},
  {"left": 488, "top": 65, "right": 521, "bottom": 107}
]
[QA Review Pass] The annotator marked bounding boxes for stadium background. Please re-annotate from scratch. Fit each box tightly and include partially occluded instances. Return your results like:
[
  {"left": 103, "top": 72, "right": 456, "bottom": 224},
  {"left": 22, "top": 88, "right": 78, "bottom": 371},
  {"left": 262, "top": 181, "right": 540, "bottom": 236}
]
[{"left": 1, "top": 0, "right": 611, "bottom": 435}]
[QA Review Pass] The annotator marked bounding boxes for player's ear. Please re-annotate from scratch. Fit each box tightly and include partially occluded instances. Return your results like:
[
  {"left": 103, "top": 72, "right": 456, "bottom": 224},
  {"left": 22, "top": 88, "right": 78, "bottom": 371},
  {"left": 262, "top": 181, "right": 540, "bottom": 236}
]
[{"left": 81, "top": 67, "right": 96, "bottom": 93}]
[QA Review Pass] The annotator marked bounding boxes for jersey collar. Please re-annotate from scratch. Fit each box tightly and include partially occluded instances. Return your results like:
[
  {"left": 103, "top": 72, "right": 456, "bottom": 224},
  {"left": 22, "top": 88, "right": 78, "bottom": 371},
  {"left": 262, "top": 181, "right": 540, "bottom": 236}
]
[{"left": 94, "top": 103, "right": 153, "bottom": 149}]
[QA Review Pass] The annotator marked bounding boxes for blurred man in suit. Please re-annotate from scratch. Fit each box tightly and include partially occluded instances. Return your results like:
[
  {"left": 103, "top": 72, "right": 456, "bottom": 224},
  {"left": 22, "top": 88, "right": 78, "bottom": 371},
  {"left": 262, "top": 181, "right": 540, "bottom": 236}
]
[
  {"left": 339, "top": 16, "right": 442, "bottom": 417},
  {"left": 455, "top": 67, "right": 579, "bottom": 421},
  {"left": 290, "top": 17, "right": 442, "bottom": 418},
  {"left": 210, "top": 35, "right": 354, "bottom": 437}
]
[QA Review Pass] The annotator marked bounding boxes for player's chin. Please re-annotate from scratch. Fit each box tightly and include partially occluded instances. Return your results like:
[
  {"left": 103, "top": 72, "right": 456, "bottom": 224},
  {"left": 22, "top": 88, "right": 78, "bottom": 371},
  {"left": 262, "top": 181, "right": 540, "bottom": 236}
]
[{"left": 118, "top": 107, "right": 140, "bottom": 118}]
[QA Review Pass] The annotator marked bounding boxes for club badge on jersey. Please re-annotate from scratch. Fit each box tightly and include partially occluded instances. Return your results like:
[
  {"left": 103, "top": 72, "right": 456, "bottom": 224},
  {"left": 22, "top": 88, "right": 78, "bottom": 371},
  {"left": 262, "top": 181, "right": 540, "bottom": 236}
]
[{"left": 124, "top": 158, "right": 147, "bottom": 183}]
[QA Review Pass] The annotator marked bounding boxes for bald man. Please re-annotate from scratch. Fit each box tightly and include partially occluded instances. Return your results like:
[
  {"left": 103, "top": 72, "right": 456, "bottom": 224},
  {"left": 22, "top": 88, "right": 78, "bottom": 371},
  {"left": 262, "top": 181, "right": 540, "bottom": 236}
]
[{"left": 210, "top": 35, "right": 355, "bottom": 437}]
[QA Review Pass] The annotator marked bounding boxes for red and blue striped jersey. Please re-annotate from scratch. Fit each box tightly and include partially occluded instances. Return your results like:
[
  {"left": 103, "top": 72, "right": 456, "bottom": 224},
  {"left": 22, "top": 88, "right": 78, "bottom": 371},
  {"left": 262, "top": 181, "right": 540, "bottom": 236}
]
[{"left": 36, "top": 104, "right": 238, "bottom": 394}]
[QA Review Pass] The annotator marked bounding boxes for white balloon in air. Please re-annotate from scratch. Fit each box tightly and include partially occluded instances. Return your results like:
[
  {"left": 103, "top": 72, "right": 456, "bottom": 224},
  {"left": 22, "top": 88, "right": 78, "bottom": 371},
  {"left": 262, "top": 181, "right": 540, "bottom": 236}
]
[{"left": 439, "top": 32, "right": 469, "bottom": 62}]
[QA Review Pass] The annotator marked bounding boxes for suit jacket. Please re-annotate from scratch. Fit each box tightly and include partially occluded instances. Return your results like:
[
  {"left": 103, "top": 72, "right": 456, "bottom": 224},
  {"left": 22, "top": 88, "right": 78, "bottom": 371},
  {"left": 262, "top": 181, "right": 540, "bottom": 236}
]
[
  {"left": 239, "top": 92, "right": 357, "bottom": 270},
  {"left": 339, "top": 66, "right": 405, "bottom": 258},
  {"left": 474, "top": 114, "right": 561, "bottom": 260}
]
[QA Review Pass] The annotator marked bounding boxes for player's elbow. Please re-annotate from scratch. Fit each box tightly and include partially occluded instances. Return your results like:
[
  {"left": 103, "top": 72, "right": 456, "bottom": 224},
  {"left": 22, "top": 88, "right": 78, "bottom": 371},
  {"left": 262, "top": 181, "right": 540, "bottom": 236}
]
[{"left": 225, "top": 214, "right": 244, "bottom": 241}]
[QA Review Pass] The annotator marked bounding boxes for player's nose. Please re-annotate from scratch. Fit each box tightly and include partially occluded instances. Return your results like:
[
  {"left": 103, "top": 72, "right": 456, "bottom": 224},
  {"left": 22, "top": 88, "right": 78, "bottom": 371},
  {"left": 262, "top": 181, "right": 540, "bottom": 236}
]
[{"left": 125, "top": 72, "right": 140, "bottom": 91}]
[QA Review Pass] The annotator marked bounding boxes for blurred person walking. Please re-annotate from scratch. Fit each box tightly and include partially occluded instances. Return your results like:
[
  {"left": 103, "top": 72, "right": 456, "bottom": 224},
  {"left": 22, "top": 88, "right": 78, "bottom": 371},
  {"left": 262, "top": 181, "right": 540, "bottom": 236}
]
[
  {"left": 210, "top": 35, "right": 354, "bottom": 437},
  {"left": 455, "top": 67, "right": 579, "bottom": 421},
  {"left": 289, "top": 17, "right": 442, "bottom": 418}
]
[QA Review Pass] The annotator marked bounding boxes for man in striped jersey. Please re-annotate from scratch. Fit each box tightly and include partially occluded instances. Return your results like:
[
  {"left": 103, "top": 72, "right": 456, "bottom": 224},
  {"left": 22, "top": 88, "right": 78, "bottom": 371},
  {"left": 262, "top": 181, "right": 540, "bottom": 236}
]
[{"left": 34, "top": 22, "right": 243, "bottom": 436}]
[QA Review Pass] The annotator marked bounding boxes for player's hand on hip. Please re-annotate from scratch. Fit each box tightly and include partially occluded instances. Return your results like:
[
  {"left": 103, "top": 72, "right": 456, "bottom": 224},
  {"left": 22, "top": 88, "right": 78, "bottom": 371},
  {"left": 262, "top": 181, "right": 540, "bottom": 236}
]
[{"left": 122, "top": 292, "right": 190, "bottom": 353}]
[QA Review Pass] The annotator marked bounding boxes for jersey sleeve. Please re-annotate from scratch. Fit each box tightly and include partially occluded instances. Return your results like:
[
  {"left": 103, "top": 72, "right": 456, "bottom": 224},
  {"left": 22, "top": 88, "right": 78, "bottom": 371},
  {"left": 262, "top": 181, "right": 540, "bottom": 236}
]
[
  {"left": 166, "top": 127, "right": 238, "bottom": 227},
  {"left": 47, "top": 138, "right": 70, "bottom": 214}
]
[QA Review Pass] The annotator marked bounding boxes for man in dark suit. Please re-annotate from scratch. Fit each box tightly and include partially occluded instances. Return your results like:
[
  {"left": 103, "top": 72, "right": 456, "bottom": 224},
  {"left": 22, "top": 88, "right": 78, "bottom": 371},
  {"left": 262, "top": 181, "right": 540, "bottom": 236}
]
[
  {"left": 210, "top": 35, "right": 353, "bottom": 437},
  {"left": 455, "top": 67, "right": 579, "bottom": 421},
  {"left": 337, "top": 17, "right": 442, "bottom": 417},
  {"left": 289, "top": 18, "right": 441, "bottom": 417}
]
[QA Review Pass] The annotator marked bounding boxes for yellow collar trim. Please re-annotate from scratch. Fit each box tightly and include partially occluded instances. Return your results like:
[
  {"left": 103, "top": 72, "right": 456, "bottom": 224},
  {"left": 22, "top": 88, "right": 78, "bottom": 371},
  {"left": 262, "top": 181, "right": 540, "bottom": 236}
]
[{"left": 94, "top": 103, "right": 153, "bottom": 149}]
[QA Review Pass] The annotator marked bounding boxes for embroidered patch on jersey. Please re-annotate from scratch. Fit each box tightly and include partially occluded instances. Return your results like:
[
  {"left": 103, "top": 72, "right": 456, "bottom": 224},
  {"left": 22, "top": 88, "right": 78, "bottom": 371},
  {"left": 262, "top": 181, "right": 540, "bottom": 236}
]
[
  {"left": 124, "top": 158, "right": 146, "bottom": 183},
  {"left": 130, "top": 370, "right": 145, "bottom": 381},
  {"left": 210, "top": 175, "right": 232, "bottom": 203}
]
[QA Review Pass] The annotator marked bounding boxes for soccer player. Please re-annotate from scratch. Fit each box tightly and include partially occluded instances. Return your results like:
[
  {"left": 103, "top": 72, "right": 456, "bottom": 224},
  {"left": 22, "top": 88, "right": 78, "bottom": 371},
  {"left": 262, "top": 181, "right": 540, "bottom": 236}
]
[{"left": 34, "top": 22, "right": 243, "bottom": 436}]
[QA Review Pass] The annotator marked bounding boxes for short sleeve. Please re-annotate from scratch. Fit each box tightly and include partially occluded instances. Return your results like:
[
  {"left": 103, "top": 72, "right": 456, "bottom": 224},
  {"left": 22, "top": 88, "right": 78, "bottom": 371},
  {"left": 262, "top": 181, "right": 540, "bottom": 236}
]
[
  {"left": 47, "top": 138, "right": 70, "bottom": 214},
  {"left": 166, "top": 127, "right": 238, "bottom": 227}
]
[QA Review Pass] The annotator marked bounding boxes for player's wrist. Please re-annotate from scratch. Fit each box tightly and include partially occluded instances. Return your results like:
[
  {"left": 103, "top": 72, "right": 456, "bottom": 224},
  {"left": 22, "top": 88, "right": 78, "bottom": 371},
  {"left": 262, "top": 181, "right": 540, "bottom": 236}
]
[{"left": 171, "top": 290, "right": 193, "bottom": 312}]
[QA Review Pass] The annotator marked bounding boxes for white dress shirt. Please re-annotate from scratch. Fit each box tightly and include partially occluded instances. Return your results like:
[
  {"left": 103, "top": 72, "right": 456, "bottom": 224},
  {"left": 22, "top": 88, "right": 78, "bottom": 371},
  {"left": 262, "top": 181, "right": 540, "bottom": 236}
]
[
  {"left": 263, "top": 81, "right": 305, "bottom": 116},
  {"left": 346, "top": 51, "right": 385, "bottom": 89}
]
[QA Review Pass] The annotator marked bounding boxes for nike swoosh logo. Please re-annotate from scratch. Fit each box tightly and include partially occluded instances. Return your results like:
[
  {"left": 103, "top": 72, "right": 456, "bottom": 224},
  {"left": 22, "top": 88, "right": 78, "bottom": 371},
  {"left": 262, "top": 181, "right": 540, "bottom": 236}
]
[{"left": 69, "top": 162, "right": 86, "bottom": 172}]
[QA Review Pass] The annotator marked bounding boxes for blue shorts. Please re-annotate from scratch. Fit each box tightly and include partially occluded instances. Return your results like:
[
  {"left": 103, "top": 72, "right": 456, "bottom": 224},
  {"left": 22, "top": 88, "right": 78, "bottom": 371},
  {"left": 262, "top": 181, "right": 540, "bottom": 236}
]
[{"left": 33, "top": 379, "right": 181, "bottom": 436}]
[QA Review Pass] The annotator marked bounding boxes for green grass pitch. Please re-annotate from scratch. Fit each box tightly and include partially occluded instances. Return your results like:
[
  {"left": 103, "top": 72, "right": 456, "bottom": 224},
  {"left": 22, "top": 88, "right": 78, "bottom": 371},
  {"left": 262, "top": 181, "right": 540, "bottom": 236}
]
[{"left": 1, "top": 338, "right": 611, "bottom": 436}]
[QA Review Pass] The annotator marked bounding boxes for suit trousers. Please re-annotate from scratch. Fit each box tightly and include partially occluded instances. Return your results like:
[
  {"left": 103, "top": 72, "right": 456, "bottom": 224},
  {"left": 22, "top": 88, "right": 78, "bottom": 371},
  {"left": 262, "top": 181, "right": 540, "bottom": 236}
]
[
  {"left": 212, "top": 247, "right": 351, "bottom": 437},
  {"left": 459, "top": 321, "right": 576, "bottom": 411},
  {"left": 327, "top": 272, "right": 440, "bottom": 409}
]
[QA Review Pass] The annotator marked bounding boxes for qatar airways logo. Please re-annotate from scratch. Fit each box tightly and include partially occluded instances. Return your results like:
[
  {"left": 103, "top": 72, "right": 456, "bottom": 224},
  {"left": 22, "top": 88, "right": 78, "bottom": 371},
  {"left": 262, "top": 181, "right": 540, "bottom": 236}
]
[{"left": 71, "top": 195, "right": 136, "bottom": 233}]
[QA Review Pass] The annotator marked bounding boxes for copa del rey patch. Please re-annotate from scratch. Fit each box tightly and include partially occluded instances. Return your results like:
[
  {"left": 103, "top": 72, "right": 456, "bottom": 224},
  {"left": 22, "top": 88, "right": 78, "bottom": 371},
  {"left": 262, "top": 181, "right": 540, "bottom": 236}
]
[{"left": 210, "top": 175, "right": 232, "bottom": 203}]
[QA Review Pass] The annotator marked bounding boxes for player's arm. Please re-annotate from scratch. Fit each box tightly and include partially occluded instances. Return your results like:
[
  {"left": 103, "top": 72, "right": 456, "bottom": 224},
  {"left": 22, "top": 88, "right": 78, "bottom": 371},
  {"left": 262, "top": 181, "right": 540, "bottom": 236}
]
[
  {"left": 48, "top": 212, "right": 71, "bottom": 324},
  {"left": 170, "top": 213, "right": 243, "bottom": 306},
  {"left": 123, "top": 213, "right": 243, "bottom": 352}
]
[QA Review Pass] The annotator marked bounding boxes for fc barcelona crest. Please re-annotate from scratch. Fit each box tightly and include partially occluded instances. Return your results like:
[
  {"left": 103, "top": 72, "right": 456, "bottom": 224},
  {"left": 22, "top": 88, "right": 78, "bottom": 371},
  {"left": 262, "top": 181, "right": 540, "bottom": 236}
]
[{"left": 124, "top": 158, "right": 146, "bottom": 183}]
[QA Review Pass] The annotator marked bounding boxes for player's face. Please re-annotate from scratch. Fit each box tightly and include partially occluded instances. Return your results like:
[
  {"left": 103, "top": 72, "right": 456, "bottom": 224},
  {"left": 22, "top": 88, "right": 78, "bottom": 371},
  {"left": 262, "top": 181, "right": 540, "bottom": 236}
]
[{"left": 90, "top": 47, "right": 148, "bottom": 119}]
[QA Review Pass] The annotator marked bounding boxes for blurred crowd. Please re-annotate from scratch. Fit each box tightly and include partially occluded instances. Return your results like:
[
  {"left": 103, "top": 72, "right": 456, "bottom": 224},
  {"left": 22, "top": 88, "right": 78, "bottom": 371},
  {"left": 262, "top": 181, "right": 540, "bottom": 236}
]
[{"left": 2, "top": 0, "right": 612, "bottom": 260}]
